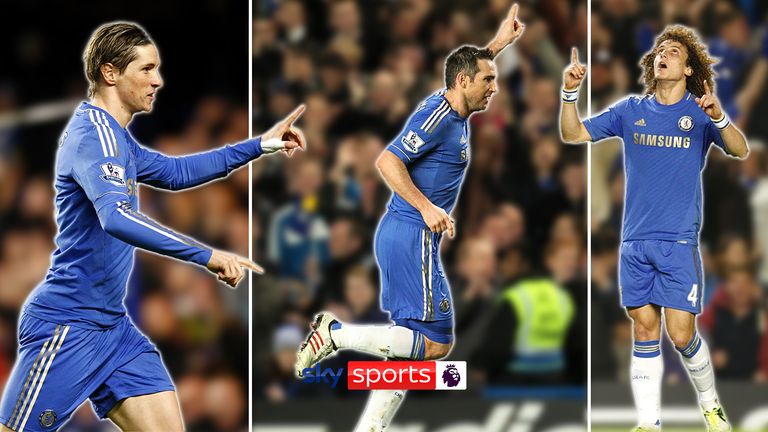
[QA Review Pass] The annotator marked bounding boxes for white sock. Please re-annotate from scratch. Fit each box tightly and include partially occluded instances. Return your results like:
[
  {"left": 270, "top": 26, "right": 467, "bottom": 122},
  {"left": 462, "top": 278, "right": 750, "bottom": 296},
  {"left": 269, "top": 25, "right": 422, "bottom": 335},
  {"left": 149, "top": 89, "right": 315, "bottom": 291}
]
[
  {"left": 676, "top": 332, "right": 718, "bottom": 410},
  {"left": 353, "top": 389, "right": 407, "bottom": 432},
  {"left": 330, "top": 322, "right": 425, "bottom": 360},
  {"left": 631, "top": 340, "right": 663, "bottom": 427}
]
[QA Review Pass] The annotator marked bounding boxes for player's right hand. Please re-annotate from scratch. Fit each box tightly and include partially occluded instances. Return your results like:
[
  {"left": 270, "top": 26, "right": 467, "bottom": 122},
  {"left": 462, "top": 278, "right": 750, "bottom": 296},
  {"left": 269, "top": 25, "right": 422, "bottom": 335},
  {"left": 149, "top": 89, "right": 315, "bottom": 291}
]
[
  {"left": 420, "top": 203, "right": 455, "bottom": 238},
  {"left": 260, "top": 104, "right": 307, "bottom": 155},
  {"left": 206, "top": 249, "right": 264, "bottom": 288},
  {"left": 563, "top": 47, "right": 586, "bottom": 90}
]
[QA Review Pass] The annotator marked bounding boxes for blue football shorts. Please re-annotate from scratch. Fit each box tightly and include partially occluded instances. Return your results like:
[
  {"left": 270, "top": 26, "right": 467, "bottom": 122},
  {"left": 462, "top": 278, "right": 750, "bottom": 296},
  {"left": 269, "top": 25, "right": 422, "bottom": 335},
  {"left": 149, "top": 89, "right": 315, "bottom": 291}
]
[
  {"left": 619, "top": 240, "right": 704, "bottom": 314},
  {"left": 0, "top": 313, "right": 174, "bottom": 431},
  {"left": 374, "top": 213, "right": 454, "bottom": 344}
]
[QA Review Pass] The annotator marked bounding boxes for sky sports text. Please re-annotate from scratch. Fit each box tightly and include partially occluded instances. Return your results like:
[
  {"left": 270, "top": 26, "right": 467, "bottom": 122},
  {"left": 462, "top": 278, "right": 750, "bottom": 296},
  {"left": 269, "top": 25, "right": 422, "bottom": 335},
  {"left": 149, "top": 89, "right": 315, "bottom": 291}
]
[{"left": 300, "top": 361, "right": 467, "bottom": 390}]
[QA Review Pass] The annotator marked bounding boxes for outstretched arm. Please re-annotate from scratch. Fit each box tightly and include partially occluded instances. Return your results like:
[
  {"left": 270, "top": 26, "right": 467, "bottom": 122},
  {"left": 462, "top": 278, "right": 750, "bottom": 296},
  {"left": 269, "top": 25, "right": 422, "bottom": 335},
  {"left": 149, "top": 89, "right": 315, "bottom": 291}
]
[
  {"left": 73, "top": 133, "right": 264, "bottom": 288},
  {"left": 485, "top": 3, "right": 525, "bottom": 58},
  {"left": 695, "top": 81, "right": 748, "bottom": 159},
  {"left": 136, "top": 105, "right": 306, "bottom": 190},
  {"left": 95, "top": 197, "right": 261, "bottom": 287},
  {"left": 560, "top": 47, "right": 592, "bottom": 144}
]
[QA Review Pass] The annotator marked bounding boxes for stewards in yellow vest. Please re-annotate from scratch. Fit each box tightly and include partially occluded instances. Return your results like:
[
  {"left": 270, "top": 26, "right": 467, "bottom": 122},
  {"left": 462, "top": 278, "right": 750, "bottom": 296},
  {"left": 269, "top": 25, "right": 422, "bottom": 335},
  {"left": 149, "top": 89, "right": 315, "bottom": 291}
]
[{"left": 503, "top": 278, "right": 574, "bottom": 375}]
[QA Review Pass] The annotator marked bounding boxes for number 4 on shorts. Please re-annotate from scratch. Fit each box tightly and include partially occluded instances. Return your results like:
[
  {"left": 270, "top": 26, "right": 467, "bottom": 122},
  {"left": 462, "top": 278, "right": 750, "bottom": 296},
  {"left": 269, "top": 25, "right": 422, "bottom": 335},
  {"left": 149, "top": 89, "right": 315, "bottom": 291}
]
[{"left": 687, "top": 284, "right": 698, "bottom": 307}]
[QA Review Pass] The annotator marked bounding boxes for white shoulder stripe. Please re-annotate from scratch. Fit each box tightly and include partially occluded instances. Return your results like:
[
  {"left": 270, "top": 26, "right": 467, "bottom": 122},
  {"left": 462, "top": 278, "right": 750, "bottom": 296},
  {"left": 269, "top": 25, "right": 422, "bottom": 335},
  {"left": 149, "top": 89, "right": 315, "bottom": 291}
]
[
  {"left": 92, "top": 111, "right": 115, "bottom": 157},
  {"left": 422, "top": 103, "right": 450, "bottom": 132},
  {"left": 92, "top": 111, "right": 114, "bottom": 157},
  {"left": 87, "top": 110, "right": 110, "bottom": 158},
  {"left": 117, "top": 206, "right": 190, "bottom": 246},
  {"left": 99, "top": 112, "right": 119, "bottom": 157},
  {"left": 421, "top": 101, "right": 447, "bottom": 130}
]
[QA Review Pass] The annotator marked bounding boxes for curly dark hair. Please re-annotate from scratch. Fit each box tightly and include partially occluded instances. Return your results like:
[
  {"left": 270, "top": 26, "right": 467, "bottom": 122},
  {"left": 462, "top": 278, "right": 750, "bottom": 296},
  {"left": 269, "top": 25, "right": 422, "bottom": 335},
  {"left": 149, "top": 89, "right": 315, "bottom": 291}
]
[{"left": 639, "top": 25, "right": 716, "bottom": 98}]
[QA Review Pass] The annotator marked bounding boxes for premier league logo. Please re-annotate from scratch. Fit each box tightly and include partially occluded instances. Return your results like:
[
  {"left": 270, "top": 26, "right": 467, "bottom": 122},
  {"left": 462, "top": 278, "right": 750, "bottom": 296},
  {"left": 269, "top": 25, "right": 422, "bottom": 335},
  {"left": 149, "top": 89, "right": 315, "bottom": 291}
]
[
  {"left": 442, "top": 364, "right": 461, "bottom": 388},
  {"left": 402, "top": 130, "right": 425, "bottom": 153},
  {"left": 100, "top": 162, "right": 126, "bottom": 186},
  {"left": 678, "top": 115, "right": 694, "bottom": 132},
  {"left": 39, "top": 409, "right": 57, "bottom": 428}
]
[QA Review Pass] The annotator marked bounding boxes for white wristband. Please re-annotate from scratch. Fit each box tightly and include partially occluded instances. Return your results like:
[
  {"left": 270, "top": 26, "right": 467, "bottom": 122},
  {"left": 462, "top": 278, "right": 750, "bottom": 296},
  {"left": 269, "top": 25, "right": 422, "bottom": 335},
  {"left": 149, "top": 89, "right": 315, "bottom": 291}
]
[
  {"left": 260, "top": 138, "right": 284, "bottom": 153},
  {"left": 562, "top": 87, "right": 579, "bottom": 103},
  {"left": 713, "top": 113, "right": 730, "bottom": 129}
]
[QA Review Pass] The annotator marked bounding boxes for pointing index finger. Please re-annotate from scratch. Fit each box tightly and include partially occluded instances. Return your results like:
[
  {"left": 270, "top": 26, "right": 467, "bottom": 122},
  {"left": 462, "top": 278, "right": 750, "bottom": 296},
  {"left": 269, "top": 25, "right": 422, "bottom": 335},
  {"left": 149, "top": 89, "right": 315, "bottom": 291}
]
[
  {"left": 703, "top": 80, "right": 711, "bottom": 96},
  {"left": 571, "top": 47, "right": 579, "bottom": 65},
  {"left": 509, "top": 3, "right": 518, "bottom": 21},
  {"left": 282, "top": 104, "right": 306, "bottom": 127},
  {"left": 238, "top": 257, "right": 265, "bottom": 274}
]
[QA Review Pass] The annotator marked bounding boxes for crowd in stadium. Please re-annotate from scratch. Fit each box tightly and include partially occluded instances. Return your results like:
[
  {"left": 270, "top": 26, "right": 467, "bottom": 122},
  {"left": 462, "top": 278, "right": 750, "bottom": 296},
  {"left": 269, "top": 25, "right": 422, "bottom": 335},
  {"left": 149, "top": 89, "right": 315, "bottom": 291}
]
[{"left": 252, "top": 0, "right": 588, "bottom": 403}]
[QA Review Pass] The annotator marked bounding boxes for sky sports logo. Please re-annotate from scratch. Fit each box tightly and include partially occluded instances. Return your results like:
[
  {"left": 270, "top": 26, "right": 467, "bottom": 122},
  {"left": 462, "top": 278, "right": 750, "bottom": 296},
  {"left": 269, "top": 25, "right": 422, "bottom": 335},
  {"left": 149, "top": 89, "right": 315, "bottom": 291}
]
[{"left": 300, "top": 361, "right": 467, "bottom": 390}]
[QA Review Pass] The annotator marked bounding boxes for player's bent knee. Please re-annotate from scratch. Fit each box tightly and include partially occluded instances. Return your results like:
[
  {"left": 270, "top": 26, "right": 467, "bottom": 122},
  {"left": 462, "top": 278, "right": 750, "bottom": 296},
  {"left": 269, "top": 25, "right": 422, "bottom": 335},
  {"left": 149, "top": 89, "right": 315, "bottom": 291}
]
[
  {"left": 633, "top": 323, "right": 659, "bottom": 341},
  {"left": 627, "top": 307, "right": 661, "bottom": 340},
  {"left": 423, "top": 338, "right": 452, "bottom": 360},
  {"left": 668, "top": 328, "right": 695, "bottom": 349}
]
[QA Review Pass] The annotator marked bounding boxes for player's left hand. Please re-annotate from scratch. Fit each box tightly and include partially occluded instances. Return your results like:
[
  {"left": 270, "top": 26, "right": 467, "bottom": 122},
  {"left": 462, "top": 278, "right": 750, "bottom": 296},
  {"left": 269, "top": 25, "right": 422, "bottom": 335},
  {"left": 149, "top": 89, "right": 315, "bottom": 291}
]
[
  {"left": 492, "top": 3, "right": 525, "bottom": 50},
  {"left": 694, "top": 80, "right": 723, "bottom": 120}
]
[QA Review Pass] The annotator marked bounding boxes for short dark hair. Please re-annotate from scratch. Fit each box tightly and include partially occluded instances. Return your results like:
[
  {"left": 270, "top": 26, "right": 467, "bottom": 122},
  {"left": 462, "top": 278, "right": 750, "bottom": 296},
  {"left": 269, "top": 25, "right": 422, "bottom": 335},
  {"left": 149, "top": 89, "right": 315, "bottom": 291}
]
[
  {"left": 83, "top": 22, "right": 153, "bottom": 97},
  {"left": 444, "top": 45, "right": 494, "bottom": 89}
]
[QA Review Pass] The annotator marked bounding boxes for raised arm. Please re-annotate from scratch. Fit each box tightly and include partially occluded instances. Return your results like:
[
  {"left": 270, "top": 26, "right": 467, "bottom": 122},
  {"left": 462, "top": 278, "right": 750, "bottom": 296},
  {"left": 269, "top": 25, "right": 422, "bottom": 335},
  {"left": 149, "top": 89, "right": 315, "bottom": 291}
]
[
  {"left": 560, "top": 47, "right": 592, "bottom": 144},
  {"left": 485, "top": 3, "right": 525, "bottom": 58},
  {"left": 695, "top": 81, "right": 748, "bottom": 159},
  {"left": 136, "top": 105, "right": 306, "bottom": 190}
]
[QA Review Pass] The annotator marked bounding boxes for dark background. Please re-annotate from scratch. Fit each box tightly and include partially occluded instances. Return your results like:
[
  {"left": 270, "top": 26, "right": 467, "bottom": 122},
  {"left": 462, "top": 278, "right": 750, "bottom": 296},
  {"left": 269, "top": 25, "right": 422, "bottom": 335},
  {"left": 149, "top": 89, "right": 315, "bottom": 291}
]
[{"left": 0, "top": 2, "right": 250, "bottom": 431}]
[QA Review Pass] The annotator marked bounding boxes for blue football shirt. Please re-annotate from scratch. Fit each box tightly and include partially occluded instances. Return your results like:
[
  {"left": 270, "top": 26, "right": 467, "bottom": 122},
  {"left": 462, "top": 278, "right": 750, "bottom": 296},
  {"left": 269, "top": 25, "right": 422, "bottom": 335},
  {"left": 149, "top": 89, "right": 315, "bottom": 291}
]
[
  {"left": 25, "top": 102, "right": 263, "bottom": 328},
  {"left": 385, "top": 89, "right": 470, "bottom": 226},
  {"left": 584, "top": 92, "right": 726, "bottom": 245}
]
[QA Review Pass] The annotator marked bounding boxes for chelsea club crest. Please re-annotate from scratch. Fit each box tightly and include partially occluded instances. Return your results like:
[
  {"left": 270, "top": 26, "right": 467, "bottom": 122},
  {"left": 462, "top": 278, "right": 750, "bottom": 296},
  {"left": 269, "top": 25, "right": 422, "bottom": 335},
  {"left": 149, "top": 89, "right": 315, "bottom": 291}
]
[
  {"left": 678, "top": 115, "right": 693, "bottom": 132},
  {"left": 39, "top": 409, "right": 57, "bottom": 428}
]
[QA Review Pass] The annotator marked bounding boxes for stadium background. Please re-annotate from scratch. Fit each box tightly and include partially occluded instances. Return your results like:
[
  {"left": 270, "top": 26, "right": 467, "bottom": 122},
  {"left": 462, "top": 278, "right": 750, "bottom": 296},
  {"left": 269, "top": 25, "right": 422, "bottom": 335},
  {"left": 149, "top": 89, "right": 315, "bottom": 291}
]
[
  {"left": 0, "top": 1, "right": 250, "bottom": 431},
  {"left": 252, "top": 0, "right": 587, "bottom": 429},
  {"left": 590, "top": 0, "right": 768, "bottom": 430}
]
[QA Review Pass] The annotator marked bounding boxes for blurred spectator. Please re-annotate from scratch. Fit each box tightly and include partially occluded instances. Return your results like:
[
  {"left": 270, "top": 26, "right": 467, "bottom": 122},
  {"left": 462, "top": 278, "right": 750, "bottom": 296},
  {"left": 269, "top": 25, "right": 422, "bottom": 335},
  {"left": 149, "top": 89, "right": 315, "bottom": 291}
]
[
  {"left": 312, "top": 215, "right": 367, "bottom": 310},
  {"left": 267, "top": 156, "right": 330, "bottom": 281},
  {"left": 700, "top": 269, "right": 768, "bottom": 380},
  {"left": 205, "top": 373, "right": 246, "bottom": 432},
  {"left": 342, "top": 265, "right": 388, "bottom": 324},
  {"left": 261, "top": 323, "right": 335, "bottom": 403},
  {"left": 471, "top": 240, "right": 578, "bottom": 385},
  {"left": 448, "top": 236, "right": 499, "bottom": 362},
  {"left": 591, "top": 226, "right": 629, "bottom": 381}
]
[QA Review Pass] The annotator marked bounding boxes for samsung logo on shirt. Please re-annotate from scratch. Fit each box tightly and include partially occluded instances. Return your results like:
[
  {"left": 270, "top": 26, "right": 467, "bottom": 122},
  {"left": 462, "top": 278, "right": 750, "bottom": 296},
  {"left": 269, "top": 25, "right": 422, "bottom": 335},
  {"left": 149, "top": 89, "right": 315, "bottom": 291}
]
[{"left": 633, "top": 133, "right": 691, "bottom": 149}]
